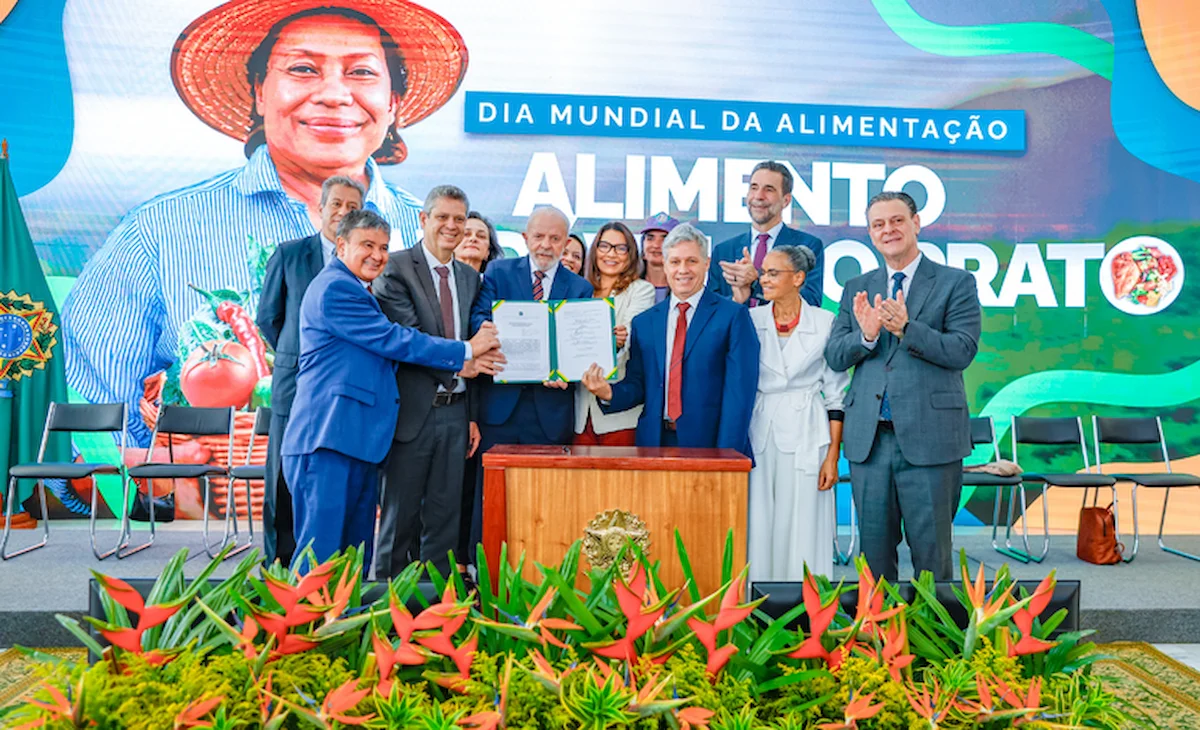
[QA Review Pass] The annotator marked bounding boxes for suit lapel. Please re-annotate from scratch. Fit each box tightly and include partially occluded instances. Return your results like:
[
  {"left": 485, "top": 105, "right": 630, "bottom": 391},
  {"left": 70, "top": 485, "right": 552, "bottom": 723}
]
[
  {"left": 409, "top": 246, "right": 444, "bottom": 336},
  {"left": 303, "top": 235, "right": 324, "bottom": 282},
  {"left": 757, "top": 307, "right": 786, "bottom": 378},
  {"left": 683, "top": 291, "right": 718, "bottom": 359},
  {"left": 903, "top": 256, "right": 937, "bottom": 324},
  {"left": 648, "top": 302, "right": 669, "bottom": 380},
  {"left": 517, "top": 257, "right": 537, "bottom": 299},
  {"left": 548, "top": 263, "right": 573, "bottom": 300},
  {"left": 454, "top": 260, "right": 476, "bottom": 337}
]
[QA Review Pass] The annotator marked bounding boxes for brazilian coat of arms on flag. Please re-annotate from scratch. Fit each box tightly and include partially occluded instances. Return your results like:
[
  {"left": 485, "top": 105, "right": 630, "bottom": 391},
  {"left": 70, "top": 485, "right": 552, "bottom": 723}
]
[{"left": 0, "top": 290, "right": 57, "bottom": 382}]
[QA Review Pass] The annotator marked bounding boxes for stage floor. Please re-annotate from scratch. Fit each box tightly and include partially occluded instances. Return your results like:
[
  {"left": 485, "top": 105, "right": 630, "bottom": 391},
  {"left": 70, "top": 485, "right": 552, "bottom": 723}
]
[{"left": 0, "top": 522, "right": 1197, "bottom": 646}]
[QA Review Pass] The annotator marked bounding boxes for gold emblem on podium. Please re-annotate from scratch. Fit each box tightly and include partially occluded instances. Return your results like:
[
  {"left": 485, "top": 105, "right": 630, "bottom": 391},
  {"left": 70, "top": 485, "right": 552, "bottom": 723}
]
[{"left": 583, "top": 509, "right": 650, "bottom": 572}]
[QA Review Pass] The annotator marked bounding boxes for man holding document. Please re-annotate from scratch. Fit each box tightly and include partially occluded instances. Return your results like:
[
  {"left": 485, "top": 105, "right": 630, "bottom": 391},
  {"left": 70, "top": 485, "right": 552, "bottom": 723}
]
[
  {"left": 582, "top": 223, "right": 759, "bottom": 456},
  {"left": 467, "top": 206, "right": 594, "bottom": 553}
]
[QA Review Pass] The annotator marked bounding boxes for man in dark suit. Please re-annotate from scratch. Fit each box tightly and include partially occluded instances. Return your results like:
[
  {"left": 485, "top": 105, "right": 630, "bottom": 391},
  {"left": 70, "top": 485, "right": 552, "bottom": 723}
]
[
  {"left": 467, "top": 206, "right": 594, "bottom": 552},
  {"left": 582, "top": 223, "right": 759, "bottom": 456},
  {"left": 256, "top": 175, "right": 363, "bottom": 566},
  {"left": 825, "top": 191, "right": 981, "bottom": 581},
  {"left": 707, "top": 161, "right": 825, "bottom": 307},
  {"left": 374, "top": 185, "right": 497, "bottom": 579},
  {"left": 281, "top": 208, "right": 501, "bottom": 571}
]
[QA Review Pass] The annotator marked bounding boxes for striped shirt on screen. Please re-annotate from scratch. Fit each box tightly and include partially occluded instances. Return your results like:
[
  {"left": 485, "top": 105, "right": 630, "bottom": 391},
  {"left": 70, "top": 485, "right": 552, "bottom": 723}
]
[{"left": 61, "top": 146, "right": 423, "bottom": 446}]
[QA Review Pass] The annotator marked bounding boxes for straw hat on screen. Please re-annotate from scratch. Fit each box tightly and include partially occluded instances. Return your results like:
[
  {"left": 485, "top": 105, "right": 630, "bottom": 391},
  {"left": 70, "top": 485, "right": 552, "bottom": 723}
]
[{"left": 171, "top": 0, "right": 468, "bottom": 164}]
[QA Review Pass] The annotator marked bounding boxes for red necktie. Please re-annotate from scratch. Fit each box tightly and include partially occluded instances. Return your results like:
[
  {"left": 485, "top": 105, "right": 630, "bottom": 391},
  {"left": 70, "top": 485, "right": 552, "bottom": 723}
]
[
  {"left": 366, "top": 282, "right": 373, "bottom": 295},
  {"left": 435, "top": 266, "right": 455, "bottom": 338},
  {"left": 532, "top": 269, "right": 546, "bottom": 301},
  {"left": 752, "top": 232, "right": 771, "bottom": 270},
  {"left": 667, "top": 302, "right": 690, "bottom": 422}
]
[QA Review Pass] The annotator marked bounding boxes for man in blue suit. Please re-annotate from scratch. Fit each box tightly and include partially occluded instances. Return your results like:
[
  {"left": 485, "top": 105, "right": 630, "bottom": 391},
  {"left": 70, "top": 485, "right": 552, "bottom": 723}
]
[
  {"left": 282, "top": 208, "right": 501, "bottom": 570},
  {"left": 467, "top": 206, "right": 593, "bottom": 551},
  {"left": 707, "top": 161, "right": 825, "bottom": 307},
  {"left": 582, "top": 223, "right": 759, "bottom": 456},
  {"left": 256, "top": 176, "right": 363, "bottom": 566}
]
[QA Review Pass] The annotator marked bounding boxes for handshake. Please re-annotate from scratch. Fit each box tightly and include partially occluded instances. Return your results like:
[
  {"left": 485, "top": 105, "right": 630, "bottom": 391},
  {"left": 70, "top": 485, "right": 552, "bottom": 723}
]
[{"left": 461, "top": 322, "right": 507, "bottom": 378}]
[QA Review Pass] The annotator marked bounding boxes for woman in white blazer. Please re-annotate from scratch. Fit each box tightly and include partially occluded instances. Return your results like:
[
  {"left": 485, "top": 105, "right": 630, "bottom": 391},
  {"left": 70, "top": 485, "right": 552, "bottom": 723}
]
[
  {"left": 574, "top": 222, "right": 657, "bottom": 445},
  {"left": 740, "top": 245, "right": 850, "bottom": 579}
]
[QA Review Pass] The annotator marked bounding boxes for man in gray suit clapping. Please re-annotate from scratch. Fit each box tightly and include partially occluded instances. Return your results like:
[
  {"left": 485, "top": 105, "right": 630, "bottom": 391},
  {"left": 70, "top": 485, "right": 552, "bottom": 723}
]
[{"left": 825, "top": 191, "right": 981, "bottom": 581}]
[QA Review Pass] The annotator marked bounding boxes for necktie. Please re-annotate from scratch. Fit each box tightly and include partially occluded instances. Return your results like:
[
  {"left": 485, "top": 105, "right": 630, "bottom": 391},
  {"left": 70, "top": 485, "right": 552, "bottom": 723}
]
[
  {"left": 752, "top": 232, "right": 771, "bottom": 270},
  {"left": 878, "top": 271, "right": 908, "bottom": 421},
  {"left": 435, "top": 266, "right": 455, "bottom": 338},
  {"left": 667, "top": 301, "right": 691, "bottom": 422},
  {"left": 366, "top": 282, "right": 373, "bottom": 295},
  {"left": 532, "top": 269, "right": 546, "bottom": 301}
]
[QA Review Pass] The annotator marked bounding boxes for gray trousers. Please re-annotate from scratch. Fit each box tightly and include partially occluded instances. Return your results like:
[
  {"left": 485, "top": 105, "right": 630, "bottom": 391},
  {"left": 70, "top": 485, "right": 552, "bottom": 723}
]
[
  {"left": 377, "top": 399, "right": 468, "bottom": 580},
  {"left": 264, "top": 412, "right": 296, "bottom": 566},
  {"left": 849, "top": 426, "right": 961, "bottom": 582}
]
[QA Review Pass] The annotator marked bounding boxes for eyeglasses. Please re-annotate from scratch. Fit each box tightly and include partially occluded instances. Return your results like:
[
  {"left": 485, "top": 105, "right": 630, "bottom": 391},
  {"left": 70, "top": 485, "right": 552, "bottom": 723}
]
[
  {"left": 760, "top": 268, "right": 797, "bottom": 279},
  {"left": 595, "top": 242, "right": 631, "bottom": 255}
]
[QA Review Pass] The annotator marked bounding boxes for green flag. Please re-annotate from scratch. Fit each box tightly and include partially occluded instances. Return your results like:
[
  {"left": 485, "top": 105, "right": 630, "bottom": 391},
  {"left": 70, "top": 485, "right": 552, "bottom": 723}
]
[{"left": 0, "top": 154, "right": 71, "bottom": 515}]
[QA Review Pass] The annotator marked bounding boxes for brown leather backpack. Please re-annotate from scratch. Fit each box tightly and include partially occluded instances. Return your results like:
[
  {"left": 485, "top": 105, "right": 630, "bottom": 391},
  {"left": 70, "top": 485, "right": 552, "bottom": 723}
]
[{"left": 1077, "top": 504, "right": 1124, "bottom": 565}]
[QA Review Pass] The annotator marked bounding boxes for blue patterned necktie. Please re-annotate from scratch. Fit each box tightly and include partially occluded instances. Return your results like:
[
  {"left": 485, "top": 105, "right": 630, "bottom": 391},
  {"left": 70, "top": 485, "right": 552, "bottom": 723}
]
[{"left": 878, "top": 271, "right": 907, "bottom": 421}]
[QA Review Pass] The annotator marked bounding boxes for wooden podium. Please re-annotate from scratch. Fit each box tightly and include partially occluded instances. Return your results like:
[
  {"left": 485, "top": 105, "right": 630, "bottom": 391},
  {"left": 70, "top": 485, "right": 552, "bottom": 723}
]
[{"left": 481, "top": 445, "right": 751, "bottom": 594}]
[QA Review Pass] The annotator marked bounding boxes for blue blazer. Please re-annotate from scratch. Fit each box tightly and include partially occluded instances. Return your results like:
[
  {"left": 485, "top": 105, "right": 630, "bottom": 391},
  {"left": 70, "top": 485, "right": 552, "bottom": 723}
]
[
  {"left": 604, "top": 290, "right": 759, "bottom": 456},
  {"left": 281, "top": 258, "right": 467, "bottom": 464},
  {"left": 470, "top": 256, "right": 594, "bottom": 441},
  {"left": 707, "top": 226, "right": 825, "bottom": 306},
  {"left": 256, "top": 234, "right": 323, "bottom": 417}
]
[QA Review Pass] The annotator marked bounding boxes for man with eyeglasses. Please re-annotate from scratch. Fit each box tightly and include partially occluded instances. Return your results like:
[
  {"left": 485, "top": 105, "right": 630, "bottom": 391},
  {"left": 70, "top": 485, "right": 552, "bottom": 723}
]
[{"left": 707, "top": 161, "right": 825, "bottom": 307}]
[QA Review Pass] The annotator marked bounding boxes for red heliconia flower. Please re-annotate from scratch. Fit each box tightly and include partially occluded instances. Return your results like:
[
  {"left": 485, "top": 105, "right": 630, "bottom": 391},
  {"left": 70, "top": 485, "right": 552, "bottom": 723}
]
[
  {"left": 173, "top": 696, "right": 224, "bottom": 729},
  {"left": 819, "top": 688, "right": 884, "bottom": 729},
  {"left": 592, "top": 565, "right": 670, "bottom": 663},
  {"left": 93, "top": 574, "right": 187, "bottom": 655},
  {"left": 850, "top": 563, "right": 902, "bottom": 639},
  {"left": 787, "top": 571, "right": 839, "bottom": 663},
  {"left": 879, "top": 617, "right": 915, "bottom": 683},
  {"left": 676, "top": 706, "right": 714, "bottom": 730},
  {"left": 1009, "top": 573, "right": 1058, "bottom": 657},
  {"left": 264, "top": 562, "right": 335, "bottom": 615},
  {"left": 272, "top": 633, "right": 319, "bottom": 657},
  {"left": 235, "top": 616, "right": 260, "bottom": 660},
  {"left": 321, "top": 679, "right": 374, "bottom": 726}
]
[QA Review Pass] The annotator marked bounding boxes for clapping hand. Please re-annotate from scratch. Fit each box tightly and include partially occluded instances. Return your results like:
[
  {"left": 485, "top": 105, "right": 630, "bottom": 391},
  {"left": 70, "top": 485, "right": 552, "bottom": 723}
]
[
  {"left": 852, "top": 291, "right": 884, "bottom": 342},
  {"left": 879, "top": 289, "right": 908, "bottom": 338},
  {"left": 580, "top": 363, "right": 613, "bottom": 401},
  {"left": 720, "top": 246, "right": 759, "bottom": 302}
]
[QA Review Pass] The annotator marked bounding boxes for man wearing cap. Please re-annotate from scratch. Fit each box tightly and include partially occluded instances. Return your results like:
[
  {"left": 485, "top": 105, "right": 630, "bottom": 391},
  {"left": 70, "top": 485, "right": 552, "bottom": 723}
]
[
  {"left": 640, "top": 213, "right": 679, "bottom": 304},
  {"left": 63, "top": 0, "right": 469, "bottom": 460},
  {"left": 707, "top": 161, "right": 824, "bottom": 307}
]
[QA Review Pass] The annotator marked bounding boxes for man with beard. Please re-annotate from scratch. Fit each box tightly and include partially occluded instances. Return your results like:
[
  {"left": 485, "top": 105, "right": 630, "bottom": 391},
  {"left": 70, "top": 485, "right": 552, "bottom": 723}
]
[{"left": 707, "top": 161, "right": 824, "bottom": 307}]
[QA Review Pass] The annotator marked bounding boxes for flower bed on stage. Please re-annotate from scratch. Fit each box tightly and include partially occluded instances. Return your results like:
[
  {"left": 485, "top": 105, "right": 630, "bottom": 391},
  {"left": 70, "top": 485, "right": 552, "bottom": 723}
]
[{"left": 0, "top": 537, "right": 1132, "bottom": 729}]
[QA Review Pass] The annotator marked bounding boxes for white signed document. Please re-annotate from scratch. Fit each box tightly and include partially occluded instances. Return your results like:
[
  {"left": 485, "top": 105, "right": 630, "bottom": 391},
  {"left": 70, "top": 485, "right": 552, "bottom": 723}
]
[
  {"left": 492, "top": 301, "right": 552, "bottom": 383},
  {"left": 491, "top": 299, "right": 616, "bottom": 383},
  {"left": 553, "top": 299, "right": 616, "bottom": 381}
]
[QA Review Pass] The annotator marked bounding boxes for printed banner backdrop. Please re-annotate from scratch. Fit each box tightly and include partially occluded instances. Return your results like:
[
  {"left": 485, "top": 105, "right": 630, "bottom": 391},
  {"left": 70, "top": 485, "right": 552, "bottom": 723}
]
[{"left": 3, "top": 0, "right": 1199, "bottom": 527}]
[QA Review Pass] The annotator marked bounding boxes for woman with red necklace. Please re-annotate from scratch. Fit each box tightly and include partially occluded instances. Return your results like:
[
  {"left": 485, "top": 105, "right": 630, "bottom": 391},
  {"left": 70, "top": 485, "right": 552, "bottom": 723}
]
[{"left": 735, "top": 245, "right": 849, "bottom": 580}]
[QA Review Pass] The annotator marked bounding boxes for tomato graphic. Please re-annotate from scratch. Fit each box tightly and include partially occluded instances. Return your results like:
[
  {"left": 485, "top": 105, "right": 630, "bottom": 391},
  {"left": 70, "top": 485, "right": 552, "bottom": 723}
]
[{"left": 180, "top": 340, "right": 258, "bottom": 408}]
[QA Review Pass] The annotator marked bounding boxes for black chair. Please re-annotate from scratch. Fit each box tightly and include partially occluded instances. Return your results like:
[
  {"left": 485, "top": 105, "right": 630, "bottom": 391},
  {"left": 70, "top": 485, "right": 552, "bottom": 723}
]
[
  {"left": 2, "top": 403, "right": 134, "bottom": 560},
  {"left": 962, "top": 417, "right": 1025, "bottom": 561},
  {"left": 751, "top": 579, "right": 1081, "bottom": 636},
  {"left": 1093, "top": 416, "right": 1200, "bottom": 563},
  {"left": 225, "top": 407, "right": 272, "bottom": 558},
  {"left": 1005, "top": 416, "right": 1117, "bottom": 564},
  {"left": 125, "top": 405, "right": 235, "bottom": 559},
  {"left": 833, "top": 474, "right": 858, "bottom": 565}
]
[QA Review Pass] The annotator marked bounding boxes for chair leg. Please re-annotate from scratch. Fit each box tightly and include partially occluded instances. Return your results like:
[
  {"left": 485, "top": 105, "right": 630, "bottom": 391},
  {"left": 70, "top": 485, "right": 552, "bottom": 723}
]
[
  {"left": 1157, "top": 487, "right": 1200, "bottom": 562},
  {"left": 116, "top": 474, "right": 157, "bottom": 559},
  {"left": 91, "top": 474, "right": 134, "bottom": 560},
  {"left": 990, "top": 483, "right": 1005, "bottom": 554},
  {"left": 999, "top": 483, "right": 1050, "bottom": 563},
  {"left": 833, "top": 485, "right": 857, "bottom": 565},
  {"left": 223, "top": 478, "right": 254, "bottom": 558},
  {"left": 202, "top": 477, "right": 238, "bottom": 559},
  {"left": 2, "top": 477, "right": 51, "bottom": 560},
  {"left": 1122, "top": 483, "right": 1140, "bottom": 563}
]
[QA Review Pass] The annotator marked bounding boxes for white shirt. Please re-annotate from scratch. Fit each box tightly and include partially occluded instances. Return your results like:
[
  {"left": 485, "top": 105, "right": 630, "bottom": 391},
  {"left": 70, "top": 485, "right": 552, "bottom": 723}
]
[
  {"left": 748, "top": 221, "right": 785, "bottom": 257},
  {"left": 529, "top": 256, "right": 559, "bottom": 300},
  {"left": 862, "top": 253, "right": 923, "bottom": 350},
  {"left": 420, "top": 242, "right": 468, "bottom": 393},
  {"left": 663, "top": 289, "right": 704, "bottom": 418},
  {"left": 321, "top": 232, "right": 336, "bottom": 265}
]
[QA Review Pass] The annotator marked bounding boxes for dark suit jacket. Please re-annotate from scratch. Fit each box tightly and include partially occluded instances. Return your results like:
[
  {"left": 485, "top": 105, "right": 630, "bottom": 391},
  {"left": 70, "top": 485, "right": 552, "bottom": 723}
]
[
  {"left": 469, "top": 256, "right": 594, "bottom": 441},
  {"left": 707, "top": 226, "right": 825, "bottom": 306},
  {"left": 374, "top": 245, "right": 481, "bottom": 443},
  {"left": 256, "top": 234, "right": 324, "bottom": 417},
  {"left": 604, "top": 290, "right": 759, "bottom": 456},
  {"left": 280, "top": 258, "right": 467, "bottom": 464},
  {"left": 824, "top": 256, "right": 981, "bottom": 466}
]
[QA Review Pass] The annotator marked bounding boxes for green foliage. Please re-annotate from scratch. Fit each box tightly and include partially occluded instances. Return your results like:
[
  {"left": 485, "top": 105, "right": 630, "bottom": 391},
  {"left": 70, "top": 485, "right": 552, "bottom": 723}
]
[{"left": 1, "top": 534, "right": 1136, "bottom": 730}]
